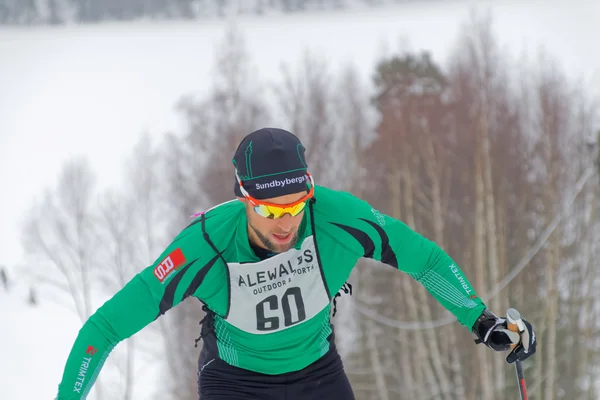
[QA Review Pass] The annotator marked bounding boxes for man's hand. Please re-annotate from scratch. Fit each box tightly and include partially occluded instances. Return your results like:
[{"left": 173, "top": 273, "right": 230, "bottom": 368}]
[{"left": 472, "top": 309, "right": 536, "bottom": 363}]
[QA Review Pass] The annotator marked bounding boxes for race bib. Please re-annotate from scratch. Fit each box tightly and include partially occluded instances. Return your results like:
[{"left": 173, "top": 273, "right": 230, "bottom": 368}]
[{"left": 225, "top": 236, "right": 330, "bottom": 334}]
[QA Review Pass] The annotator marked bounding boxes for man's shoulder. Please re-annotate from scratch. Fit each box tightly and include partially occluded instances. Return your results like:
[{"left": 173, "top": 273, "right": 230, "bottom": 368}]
[
  {"left": 174, "top": 199, "right": 244, "bottom": 245},
  {"left": 187, "top": 199, "right": 244, "bottom": 230},
  {"left": 312, "top": 185, "right": 378, "bottom": 231},
  {"left": 311, "top": 185, "right": 380, "bottom": 255},
  {"left": 313, "top": 185, "right": 369, "bottom": 213},
  {"left": 314, "top": 185, "right": 356, "bottom": 202},
  {"left": 203, "top": 199, "right": 244, "bottom": 219},
  {"left": 312, "top": 185, "right": 393, "bottom": 232}
]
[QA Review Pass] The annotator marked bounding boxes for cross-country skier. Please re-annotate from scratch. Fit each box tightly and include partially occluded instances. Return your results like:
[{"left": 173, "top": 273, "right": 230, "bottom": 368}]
[{"left": 55, "top": 127, "right": 536, "bottom": 399}]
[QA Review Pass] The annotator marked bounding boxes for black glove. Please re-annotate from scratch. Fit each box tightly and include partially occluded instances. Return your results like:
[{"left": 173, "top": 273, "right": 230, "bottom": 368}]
[{"left": 472, "top": 309, "right": 536, "bottom": 364}]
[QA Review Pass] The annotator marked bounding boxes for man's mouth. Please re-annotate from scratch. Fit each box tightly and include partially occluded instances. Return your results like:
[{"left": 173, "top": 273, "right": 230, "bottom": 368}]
[{"left": 272, "top": 232, "right": 292, "bottom": 244}]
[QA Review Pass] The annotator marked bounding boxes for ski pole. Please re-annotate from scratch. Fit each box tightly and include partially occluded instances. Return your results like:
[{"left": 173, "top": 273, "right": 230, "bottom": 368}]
[{"left": 506, "top": 308, "right": 529, "bottom": 400}]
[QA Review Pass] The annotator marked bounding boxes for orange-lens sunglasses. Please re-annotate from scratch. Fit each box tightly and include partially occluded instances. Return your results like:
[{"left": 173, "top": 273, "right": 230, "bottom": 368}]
[{"left": 236, "top": 172, "right": 315, "bottom": 219}]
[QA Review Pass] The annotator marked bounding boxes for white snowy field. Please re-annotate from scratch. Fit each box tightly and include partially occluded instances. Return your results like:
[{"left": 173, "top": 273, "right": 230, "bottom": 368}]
[
  {"left": 0, "top": 276, "right": 163, "bottom": 400},
  {"left": 0, "top": 282, "right": 81, "bottom": 399},
  {"left": 0, "top": 0, "right": 598, "bottom": 399}
]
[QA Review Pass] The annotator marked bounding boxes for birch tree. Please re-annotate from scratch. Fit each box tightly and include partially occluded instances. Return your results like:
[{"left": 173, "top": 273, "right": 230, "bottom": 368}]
[
  {"left": 21, "top": 157, "right": 105, "bottom": 399},
  {"left": 274, "top": 52, "right": 340, "bottom": 188},
  {"left": 96, "top": 189, "right": 137, "bottom": 400}
]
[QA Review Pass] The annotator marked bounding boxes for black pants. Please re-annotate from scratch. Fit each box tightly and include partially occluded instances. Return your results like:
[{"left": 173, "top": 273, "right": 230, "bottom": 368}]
[{"left": 197, "top": 345, "right": 355, "bottom": 400}]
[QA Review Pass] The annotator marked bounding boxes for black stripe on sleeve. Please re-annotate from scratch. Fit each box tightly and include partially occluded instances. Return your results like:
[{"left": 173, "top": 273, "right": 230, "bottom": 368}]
[
  {"left": 358, "top": 218, "right": 398, "bottom": 268},
  {"left": 156, "top": 258, "right": 200, "bottom": 317},
  {"left": 329, "top": 222, "right": 375, "bottom": 258},
  {"left": 173, "top": 215, "right": 216, "bottom": 244},
  {"left": 180, "top": 254, "right": 221, "bottom": 302},
  {"left": 184, "top": 214, "right": 215, "bottom": 230}
]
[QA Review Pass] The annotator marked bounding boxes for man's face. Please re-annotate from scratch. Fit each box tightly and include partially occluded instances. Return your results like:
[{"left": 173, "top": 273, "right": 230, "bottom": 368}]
[{"left": 242, "top": 191, "right": 307, "bottom": 254}]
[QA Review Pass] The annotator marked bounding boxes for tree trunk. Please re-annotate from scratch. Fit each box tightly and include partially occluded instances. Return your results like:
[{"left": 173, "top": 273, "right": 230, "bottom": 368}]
[
  {"left": 479, "top": 95, "right": 504, "bottom": 392},
  {"left": 579, "top": 186, "right": 597, "bottom": 398},
  {"left": 421, "top": 118, "right": 465, "bottom": 399},
  {"left": 543, "top": 231, "right": 559, "bottom": 400},
  {"left": 397, "top": 157, "right": 442, "bottom": 397},
  {"left": 366, "top": 321, "right": 389, "bottom": 400},
  {"left": 474, "top": 132, "right": 493, "bottom": 400},
  {"left": 414, "top": 258, "right": 453, "bottom": 400},
  {"left": 495, "top": 184, "right": 510, "bottom": 392},
  {"left": 390, "top": 166, "right": 417, "bottom": 398}
]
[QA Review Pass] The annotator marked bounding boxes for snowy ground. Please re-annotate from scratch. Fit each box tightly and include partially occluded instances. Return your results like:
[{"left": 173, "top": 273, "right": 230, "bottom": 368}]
[
  {"left": 0, "top": 0, "right": 598, "bottom": 398},
  {"left": 0, "top": 282, "right": 77, "bottom": 400},
  {"left": 0, "top": 280, "right": 82, "bottom": 399},
  {"left": 0, "top": 276, "right": 161, "bottom": 399}
]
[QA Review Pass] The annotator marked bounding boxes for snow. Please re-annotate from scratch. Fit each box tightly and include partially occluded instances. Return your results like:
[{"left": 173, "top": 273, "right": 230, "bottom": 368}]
[
  {"left": 0, "top": 0, "right": 598, "bottom": 398},
  {"left": 0, "top": 275, "right": 162, "bottom": 399},
  {"left": 0, "top": 280, "right": 81, "bottom": 399}
]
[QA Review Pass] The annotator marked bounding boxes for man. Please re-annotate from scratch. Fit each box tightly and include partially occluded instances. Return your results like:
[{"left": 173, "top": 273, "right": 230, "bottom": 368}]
[{"left": 55, "top": 127, "right": 536, "bottom": 399}]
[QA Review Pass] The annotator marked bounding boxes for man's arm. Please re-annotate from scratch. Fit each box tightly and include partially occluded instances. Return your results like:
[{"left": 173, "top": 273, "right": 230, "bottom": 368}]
[
  {"left": 55, "top": 219, "right": 211, "bottom": 399},
  {"left": 326, "top": 189, "right": 486, "bottom": 330},
  {"left": 363, "top": 207, "right": 486, "bottom": 330},
  {"left": 328, "top": 187, "right": 535, "bottom": 363}
]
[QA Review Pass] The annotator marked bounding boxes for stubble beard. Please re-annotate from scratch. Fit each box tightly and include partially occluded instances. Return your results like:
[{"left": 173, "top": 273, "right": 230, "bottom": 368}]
[{"left": 249, "top": 222, "right": 299, "bottom": 254}]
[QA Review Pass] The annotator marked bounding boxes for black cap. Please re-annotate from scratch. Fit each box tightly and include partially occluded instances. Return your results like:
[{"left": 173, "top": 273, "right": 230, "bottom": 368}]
[{"left": 232, "top": 128, "right": 309, "bottom": 200}]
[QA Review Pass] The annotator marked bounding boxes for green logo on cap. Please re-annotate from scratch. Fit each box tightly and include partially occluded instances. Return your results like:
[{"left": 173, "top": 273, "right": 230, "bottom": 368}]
[{"left": 245, "top": 141, "right": 253, "bottom": 179}]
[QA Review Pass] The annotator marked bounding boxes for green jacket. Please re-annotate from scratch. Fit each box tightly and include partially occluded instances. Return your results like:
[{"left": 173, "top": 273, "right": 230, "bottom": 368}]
[{"left": 56, "top": 185, "right": 486, "bottom": 399}]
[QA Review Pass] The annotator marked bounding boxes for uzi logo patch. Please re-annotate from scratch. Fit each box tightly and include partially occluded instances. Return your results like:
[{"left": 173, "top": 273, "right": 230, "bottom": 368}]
[{"left": 153, "top": 248, "right": 186, "bottom": 283}]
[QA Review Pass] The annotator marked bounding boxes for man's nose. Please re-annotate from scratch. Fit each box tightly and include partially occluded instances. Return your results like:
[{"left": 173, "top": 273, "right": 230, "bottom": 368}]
[{"left": 276, "top": 214, "right": 294, "bottom": 231}]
